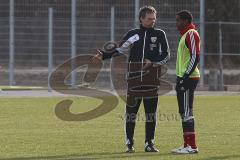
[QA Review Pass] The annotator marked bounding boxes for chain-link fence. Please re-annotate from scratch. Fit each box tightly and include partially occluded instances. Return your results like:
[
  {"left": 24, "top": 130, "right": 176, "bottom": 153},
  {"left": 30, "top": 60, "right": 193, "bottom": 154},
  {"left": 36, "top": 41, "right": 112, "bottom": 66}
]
[
  {"left": 0, "top": 0, "right": 239, "bottom": 90},
  {"left": 204, "top": 22, "right": 240, "bottom": 90}
]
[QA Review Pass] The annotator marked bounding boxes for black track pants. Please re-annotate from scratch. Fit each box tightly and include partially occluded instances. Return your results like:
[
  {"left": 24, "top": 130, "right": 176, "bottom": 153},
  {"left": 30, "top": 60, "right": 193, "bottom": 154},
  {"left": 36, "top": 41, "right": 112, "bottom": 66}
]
[
  {"left": 176, "top": 77, "right": 199, "bottom": 132},
  {"left": 125, "top": 96, "right": 158, "bottom": 145}
]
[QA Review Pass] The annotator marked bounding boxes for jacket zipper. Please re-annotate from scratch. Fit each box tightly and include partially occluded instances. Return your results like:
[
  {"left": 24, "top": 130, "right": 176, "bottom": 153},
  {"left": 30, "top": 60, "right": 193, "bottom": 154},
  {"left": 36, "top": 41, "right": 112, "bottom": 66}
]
[{"left": 141, "top": 31, "right": 147, "bottom": 81}]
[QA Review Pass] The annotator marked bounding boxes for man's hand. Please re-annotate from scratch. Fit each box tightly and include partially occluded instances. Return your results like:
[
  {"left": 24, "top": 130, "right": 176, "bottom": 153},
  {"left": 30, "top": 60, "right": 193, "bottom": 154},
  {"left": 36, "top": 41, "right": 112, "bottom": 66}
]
[
  {"left": 142, "top": 59, "right": 152, "bottom": 70},
  {"left": 91, "top": 50, "right": 103, "bottom": 64},
  {"left": 179, "top": 74, "right": 189, "bottom": 90}
]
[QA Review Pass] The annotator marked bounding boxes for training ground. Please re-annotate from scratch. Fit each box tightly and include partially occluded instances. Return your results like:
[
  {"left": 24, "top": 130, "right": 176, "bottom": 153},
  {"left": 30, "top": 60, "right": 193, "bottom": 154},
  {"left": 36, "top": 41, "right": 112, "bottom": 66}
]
[{"left": 0, "top": 90, "right": 239, "bottom": 160}]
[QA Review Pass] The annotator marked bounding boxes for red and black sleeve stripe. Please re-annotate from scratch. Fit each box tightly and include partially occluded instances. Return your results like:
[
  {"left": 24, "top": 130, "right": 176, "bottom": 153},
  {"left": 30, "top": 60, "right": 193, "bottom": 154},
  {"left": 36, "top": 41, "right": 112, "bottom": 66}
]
[{"left": 184, "top": 30, "right": 200, "bottom": 76}]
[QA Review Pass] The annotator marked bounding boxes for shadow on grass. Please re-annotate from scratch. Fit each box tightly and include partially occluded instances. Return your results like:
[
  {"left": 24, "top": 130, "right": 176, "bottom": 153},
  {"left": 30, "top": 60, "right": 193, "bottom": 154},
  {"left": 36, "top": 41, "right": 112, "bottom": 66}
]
[
  {"left": 2, "top": 152, "right": 240, "bottom": 160},
  {"left": 0, "top": 151, "right": 172, "bottom": 160},
  {"left": 200, "top": 155, "right": 240, "bottom": 160}
]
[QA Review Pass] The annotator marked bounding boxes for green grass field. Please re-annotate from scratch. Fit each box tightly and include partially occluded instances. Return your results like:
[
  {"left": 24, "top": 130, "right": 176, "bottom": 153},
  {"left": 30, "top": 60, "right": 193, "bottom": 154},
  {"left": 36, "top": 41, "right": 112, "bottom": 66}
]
[{"left": 0, "top": 96, "right": 240, "bottom": 160}]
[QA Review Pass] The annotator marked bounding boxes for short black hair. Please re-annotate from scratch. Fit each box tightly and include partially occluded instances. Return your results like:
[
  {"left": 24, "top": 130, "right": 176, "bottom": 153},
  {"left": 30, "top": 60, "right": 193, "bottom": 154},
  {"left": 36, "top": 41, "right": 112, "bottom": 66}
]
[
  {"left": 139, "top": 6, "right": 157, "bottom": 22},
  {"left": 177, "top": 10, "right": 193, "bottom": 23}
]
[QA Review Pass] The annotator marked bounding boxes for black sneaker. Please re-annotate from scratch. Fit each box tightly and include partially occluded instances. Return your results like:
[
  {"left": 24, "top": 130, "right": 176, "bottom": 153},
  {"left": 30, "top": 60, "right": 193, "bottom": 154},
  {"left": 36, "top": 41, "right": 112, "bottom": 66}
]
[
  {"left": 126, "top": 144, "right": 135, "bottom": 153},
  {"left": 144, "top": 141, "right": 159, "bottom": 152}
]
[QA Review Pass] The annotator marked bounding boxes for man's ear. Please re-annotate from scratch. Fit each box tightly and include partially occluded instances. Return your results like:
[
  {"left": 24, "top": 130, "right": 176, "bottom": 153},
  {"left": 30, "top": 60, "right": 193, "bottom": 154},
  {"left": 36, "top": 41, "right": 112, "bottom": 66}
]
[
  {"left": 183, "top": 19, "right": 189, "bottom": 26},
  {"left": 140, "top": 16, "right": 144, "bottom": 23}
]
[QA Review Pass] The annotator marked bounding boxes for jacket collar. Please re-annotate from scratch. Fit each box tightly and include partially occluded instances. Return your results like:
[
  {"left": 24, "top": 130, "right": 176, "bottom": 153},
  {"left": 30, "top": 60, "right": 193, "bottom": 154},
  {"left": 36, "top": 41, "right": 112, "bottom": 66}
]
[{"left": 179, "top": 23, "right": 196, "bottom": 35}]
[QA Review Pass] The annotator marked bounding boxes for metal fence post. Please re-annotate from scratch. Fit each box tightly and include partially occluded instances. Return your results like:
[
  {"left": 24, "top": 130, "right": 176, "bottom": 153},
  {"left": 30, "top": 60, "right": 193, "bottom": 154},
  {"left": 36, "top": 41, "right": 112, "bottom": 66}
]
[
  {"left": 71, "top": 0, "right": 77, "bottom": 86},
  {"left": 110, "top": 6, "right": 115, "bottom": 42},
  {"left": 134, "top": 0, "right": 139, "bottom": 27},
  {"left": 48, "top": 8, "right": 53, "bottom": 92},
  {"left": 200, "top": 0, "right": 205, "bottom": 86},
  {"left": 110, "top": 6, "right": 115, "bottom": 90},
  {"left": 218, "top": 21, "right": 224, "bottom": 90},
  {"left": 9, "top": 0, "right": 15, "bottom": 86}
]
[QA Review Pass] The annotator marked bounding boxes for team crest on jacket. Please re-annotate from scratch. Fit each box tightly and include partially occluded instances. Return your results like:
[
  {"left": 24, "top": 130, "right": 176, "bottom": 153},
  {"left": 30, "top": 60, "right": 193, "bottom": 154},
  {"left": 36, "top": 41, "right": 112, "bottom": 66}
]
[{"left": 151, "top": 37, "right": 157, "bottom": 43}]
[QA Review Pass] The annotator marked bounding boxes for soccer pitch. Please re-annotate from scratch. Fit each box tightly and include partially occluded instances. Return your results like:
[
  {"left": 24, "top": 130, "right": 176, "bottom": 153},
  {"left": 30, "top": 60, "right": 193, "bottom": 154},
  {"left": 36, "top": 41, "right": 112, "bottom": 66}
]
[{"left": 0, "top": 95, "right": 239, "bottom": 160}]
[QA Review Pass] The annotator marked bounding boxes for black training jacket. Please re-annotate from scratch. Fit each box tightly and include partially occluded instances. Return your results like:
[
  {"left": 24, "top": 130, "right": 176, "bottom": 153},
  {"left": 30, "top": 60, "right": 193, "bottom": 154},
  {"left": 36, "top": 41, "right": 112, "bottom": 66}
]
[{"left": 102, "top": 24, "right": 170, "bottom": 65}]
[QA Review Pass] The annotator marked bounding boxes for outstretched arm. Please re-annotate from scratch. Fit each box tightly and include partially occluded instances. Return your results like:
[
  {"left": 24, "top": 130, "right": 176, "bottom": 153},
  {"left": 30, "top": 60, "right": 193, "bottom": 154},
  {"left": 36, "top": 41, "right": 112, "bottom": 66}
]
[{"left": 93, "top": 31, "right": 139, "bottom": 61}]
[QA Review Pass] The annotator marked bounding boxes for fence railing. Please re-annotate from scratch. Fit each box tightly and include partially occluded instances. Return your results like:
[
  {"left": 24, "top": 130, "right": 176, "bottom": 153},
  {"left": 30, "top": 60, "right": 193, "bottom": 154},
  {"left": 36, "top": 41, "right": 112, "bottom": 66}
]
[{"left": 0, "top": 0, "right": 239, "bottom": 91}]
